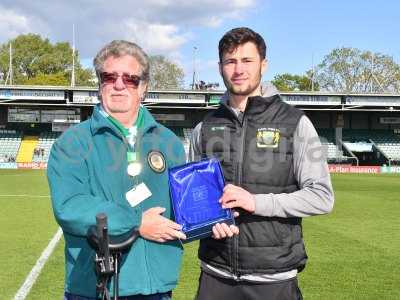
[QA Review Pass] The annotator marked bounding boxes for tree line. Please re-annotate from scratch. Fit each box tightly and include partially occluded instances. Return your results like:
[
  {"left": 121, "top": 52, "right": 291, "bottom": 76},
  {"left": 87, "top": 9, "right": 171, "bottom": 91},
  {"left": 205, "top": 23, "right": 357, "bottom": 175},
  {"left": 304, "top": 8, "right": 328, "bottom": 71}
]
[
  {"left": 0, "top": 34, "right": 184, "bottom": 90},
  {"left": 1, "top": 34, "right": 399, "bottom": 93},
  {"left": 272, "top": 48, "right": 400, "bottom": 93}
]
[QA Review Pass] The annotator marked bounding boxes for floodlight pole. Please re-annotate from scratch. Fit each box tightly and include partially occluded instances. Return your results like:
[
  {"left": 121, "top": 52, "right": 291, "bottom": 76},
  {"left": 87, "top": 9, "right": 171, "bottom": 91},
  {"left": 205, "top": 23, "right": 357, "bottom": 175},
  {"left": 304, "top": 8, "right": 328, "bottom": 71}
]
[
  {"left": 9, "top": 43, "right": 13, "bottom": 85},
  {"left": 71, "top": 24, "right": 76, "bottom": 87},
  {"left": 192, "top": 46, "right": 197, "bottom": 90},
  {"left": 371, "top": 53, "right": 384, "bottom": 93},
  {"left": 4, "top": 43, "right": 13, "bottom": 85},
  {"left": 311, "top": 53, "right": 314, "bottom": 92}
]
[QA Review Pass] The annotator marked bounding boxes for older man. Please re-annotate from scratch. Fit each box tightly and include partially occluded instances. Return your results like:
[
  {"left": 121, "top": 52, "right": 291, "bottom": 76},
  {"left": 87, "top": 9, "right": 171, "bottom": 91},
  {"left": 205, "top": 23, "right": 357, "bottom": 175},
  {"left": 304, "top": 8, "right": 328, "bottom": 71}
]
[{"left": 48, "top": 40, "right": 186, "bottom": 300}]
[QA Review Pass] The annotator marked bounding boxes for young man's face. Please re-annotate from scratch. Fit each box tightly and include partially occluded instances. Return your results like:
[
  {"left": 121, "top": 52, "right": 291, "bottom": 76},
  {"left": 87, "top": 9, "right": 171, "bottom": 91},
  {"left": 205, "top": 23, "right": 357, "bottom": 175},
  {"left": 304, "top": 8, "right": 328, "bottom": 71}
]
[
  {"left": 99, "top": 55, "right": 147, "bottom": 119},
  {"left": 219, "top": 41, "right": 267, "bottom": 97}
]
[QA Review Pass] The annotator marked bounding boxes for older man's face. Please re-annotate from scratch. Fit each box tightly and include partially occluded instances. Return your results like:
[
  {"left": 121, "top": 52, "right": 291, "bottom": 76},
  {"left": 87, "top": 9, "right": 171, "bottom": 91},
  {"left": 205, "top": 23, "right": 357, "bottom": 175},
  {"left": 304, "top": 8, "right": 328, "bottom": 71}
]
[
  {"left": 219, "top": 42, "right": 266, "bottom": 97},
  {"left": 99, "top": 55, "right": 147, "bottom": 121}
]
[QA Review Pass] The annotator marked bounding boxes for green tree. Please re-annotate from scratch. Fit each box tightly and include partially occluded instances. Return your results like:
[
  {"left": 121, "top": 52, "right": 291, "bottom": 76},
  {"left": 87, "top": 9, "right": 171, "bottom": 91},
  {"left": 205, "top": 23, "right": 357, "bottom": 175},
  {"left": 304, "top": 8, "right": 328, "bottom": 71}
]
[
  {"left": 271, "top": 73, "right": 318, "bottom": 92},
  {"left": 148, "top": 55, "right": 184, "bottom": 90},
  {"left": 0, "top": 33, "right": 95, "bottom": 86},
  {"left": 316, "top": 47, "right": 400, "bottom": 93},
  {"left": 23, "top": 72, "right": 69, "bottom": 86}
]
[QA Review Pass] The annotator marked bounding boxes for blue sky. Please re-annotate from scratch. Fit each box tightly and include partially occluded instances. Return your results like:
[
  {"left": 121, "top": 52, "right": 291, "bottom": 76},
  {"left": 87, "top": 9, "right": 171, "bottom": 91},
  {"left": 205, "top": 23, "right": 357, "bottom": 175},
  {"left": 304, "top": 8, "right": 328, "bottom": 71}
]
[
  {"left": 1, "top": 0, "right": 399, "bottom": 88},
  {"left": 184, "top": 0, "right": 400, "bottom": 86}
]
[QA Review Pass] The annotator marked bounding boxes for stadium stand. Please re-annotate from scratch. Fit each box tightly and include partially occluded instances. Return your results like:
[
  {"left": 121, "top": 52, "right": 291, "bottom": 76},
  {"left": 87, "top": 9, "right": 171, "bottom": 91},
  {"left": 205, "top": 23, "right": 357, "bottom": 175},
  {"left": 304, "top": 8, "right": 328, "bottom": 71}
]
[
  {"left": 342, "top": 129, "right": 400, "bottom": 162},
  {"left": 375, "top": 140, "right": 400, "bottom": 161},
  {"left": 1, "top": 127, "right": 396, "bottom": 166},
  {"left": 16, "top": 135, "right": 39, "bottom": 163},
  {"left": 317, "top": 128, "right": 353, "bottom": 163},
  {"left": 368, "top": 131, "right": 400, "bottom": 161},
  {"left": 0, "top": 131, "right": 22, "bottom": 163},
  {"left": 1, "top": 86, "right": 399, "bottom": 168},
  {"left": 182, "top": 128, "right": 193, "bottom": 157},
  {"left": 167, "top": 127, "right": 193, "bottom": 160},
  {"left": 32, "top": 132, "right": 59, "bottom": 163}
]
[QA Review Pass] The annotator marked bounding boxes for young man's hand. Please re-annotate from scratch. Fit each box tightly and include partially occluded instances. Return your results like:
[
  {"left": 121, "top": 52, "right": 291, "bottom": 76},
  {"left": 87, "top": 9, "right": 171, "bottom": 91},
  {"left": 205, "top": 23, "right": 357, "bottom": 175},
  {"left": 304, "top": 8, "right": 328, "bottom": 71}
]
[
  {"left": 219, "top": 184, "right": 256, "bottom": 213},
  {"left": 211, "top": 222, "right": 239, "bottom": 239}
]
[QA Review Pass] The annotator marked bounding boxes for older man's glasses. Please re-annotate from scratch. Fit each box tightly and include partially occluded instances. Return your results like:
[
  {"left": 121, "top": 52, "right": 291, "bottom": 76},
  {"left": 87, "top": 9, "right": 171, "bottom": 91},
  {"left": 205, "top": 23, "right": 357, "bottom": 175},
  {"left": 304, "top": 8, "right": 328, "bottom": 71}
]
[{"left": 100, "top": 72, "right": 142, "bottom": 88}]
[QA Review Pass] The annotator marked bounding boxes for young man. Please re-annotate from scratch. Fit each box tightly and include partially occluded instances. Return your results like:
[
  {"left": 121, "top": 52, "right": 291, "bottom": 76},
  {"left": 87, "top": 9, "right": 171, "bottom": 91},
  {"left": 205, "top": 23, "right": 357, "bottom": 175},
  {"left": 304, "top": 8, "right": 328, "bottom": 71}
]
[
  {"left": 48, "top": 40, "right": 186, "bottom": 300},
  {"left": 190, "top": 27, "right": 334, "bottom": 300}
]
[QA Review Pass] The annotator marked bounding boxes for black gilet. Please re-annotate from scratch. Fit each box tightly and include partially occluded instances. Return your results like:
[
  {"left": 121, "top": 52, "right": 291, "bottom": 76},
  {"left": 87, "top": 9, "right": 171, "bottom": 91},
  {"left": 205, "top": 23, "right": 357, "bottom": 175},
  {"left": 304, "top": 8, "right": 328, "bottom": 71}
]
[{"left": 199, "top": 95, "right": 308, "bottom": 275}]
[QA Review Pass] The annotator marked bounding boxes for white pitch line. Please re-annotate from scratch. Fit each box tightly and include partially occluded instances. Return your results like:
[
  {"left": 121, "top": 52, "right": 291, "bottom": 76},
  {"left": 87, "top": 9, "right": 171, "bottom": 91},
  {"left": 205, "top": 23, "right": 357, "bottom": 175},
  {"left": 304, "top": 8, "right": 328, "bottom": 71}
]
[{"left": 13, "top": 227, "right": 63, "bottom": 300}]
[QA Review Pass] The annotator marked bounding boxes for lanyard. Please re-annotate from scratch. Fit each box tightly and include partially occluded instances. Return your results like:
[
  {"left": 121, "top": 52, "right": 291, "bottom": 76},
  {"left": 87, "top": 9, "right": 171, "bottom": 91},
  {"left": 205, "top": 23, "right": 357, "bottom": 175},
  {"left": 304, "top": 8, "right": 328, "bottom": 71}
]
[{"left": 101, "top": 107, "right": 144, "bottom": 166}]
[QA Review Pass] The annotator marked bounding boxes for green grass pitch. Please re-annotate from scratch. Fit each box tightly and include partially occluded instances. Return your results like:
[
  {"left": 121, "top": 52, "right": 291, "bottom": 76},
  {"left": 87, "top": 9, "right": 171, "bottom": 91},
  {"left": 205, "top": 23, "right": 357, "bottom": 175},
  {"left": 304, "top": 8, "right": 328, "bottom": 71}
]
[{"left": 0, "top": 170, "right": 399, "bottom": 299}]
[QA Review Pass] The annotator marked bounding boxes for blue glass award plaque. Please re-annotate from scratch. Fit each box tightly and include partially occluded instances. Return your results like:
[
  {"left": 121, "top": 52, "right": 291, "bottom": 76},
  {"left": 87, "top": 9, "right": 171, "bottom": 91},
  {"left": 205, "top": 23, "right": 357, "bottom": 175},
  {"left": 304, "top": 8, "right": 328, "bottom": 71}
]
[{"left": 168, "top": 158, "right": 234, "bottom": 242}]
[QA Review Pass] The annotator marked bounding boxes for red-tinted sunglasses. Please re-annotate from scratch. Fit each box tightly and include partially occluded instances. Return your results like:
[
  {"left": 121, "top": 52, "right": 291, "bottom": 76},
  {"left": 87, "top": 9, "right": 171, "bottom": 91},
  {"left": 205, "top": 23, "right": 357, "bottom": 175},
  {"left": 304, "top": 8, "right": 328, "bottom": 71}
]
[{"left": 100, "top": 72, "right": 142, "bottom": 88}]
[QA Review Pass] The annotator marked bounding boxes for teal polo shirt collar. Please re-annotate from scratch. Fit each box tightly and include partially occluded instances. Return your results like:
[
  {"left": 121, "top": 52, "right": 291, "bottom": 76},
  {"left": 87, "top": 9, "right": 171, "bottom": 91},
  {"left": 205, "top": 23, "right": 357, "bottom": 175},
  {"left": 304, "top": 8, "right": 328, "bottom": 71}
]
[{"left": 90, "top": 104, "right": 158, "bottom": 138}]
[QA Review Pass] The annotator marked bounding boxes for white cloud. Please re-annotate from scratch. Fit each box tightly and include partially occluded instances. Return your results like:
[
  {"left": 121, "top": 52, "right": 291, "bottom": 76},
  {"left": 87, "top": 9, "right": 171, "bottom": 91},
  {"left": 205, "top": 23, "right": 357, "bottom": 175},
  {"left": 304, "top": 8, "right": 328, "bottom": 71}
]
[
  {"left": 0, "top": 0, "right": 256, "bottom": 65},
  {"left": 144, "top": 0, "right": 256, "bottom": 27},
  {"left": 123, "top": 21, "right": 188, "bottom": 54},
  {"left": 0, "top": 5, "right": 50, "bottom": 43},
  {"left": 0, "top": 7, "right": 30, "bottom": 41},
  {"left": 231, "top": 0, "right": 255, "bottom": 8}
]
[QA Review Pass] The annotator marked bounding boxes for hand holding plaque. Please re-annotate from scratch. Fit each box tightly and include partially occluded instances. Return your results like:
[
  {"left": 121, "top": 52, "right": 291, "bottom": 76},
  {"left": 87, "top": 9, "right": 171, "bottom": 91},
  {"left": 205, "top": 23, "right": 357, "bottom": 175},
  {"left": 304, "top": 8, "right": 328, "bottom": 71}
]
[{"left": 168, "top": 158, "right": 235, "bottom": 242}]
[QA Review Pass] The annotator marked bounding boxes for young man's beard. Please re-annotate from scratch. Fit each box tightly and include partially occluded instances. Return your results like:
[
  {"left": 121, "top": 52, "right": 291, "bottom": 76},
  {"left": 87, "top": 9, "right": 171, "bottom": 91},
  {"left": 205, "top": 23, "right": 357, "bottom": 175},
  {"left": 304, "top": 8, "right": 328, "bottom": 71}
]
[{"left": 223, "top": 70, "right": 263, "bottom": 96}]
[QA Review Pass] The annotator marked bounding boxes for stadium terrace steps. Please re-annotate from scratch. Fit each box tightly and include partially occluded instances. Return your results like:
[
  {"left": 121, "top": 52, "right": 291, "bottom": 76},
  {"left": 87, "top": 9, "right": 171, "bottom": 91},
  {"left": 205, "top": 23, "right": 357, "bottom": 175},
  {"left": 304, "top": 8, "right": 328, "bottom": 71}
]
[
  {"left": 32, "top": 132, "right": 59, "bottom": 162},
  {"left": 182, "top": 128, "right": 193, "bottom": 159},
  {"left": 0, "top": 131, "right": 22, "bottom": 163},
  {"left": 317, "top": 128, "right": 400, "bottom": 163},
  {"left": 167, "top": 127, "right": 194, "bottom": 160},
  {"left": 16, "top": 136, "right": 39, "bottom": 163},
  {"left": 318, "top": 129, "right": 351, "bottom": 163},
  {"left": 342, "top": 129, "right": 400, "bottom": 161}
]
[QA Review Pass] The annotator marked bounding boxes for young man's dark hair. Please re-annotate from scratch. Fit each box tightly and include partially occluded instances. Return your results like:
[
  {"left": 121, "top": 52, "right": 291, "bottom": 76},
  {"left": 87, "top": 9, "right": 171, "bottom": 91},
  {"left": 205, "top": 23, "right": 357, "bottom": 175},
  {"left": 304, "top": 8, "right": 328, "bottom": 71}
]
[{"left": 218, "top": 27, "right": 267, "bottom": 62}]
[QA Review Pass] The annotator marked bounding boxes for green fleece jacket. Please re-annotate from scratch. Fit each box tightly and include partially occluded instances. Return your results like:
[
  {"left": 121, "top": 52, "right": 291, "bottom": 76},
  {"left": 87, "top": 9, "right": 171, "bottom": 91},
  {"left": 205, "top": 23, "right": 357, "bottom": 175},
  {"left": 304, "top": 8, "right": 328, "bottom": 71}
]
[{"left": 47, "top": 104, "right": 186, "bottom": 297}]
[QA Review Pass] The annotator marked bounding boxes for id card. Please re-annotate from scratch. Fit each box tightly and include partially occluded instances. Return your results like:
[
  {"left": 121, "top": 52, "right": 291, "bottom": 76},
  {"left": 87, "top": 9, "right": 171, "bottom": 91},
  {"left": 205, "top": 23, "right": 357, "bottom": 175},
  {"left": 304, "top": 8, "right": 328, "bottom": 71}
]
[{"left": 126, "top": 183, "right": 152, "bottom": 207}]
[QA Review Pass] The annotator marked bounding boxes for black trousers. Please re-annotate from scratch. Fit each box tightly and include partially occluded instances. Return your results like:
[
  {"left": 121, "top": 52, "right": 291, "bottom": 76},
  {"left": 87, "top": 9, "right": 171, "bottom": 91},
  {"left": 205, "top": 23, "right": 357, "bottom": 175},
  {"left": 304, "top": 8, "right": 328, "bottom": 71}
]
[{"left": 195, "top": 271, "right": 303, "bottom": 300}]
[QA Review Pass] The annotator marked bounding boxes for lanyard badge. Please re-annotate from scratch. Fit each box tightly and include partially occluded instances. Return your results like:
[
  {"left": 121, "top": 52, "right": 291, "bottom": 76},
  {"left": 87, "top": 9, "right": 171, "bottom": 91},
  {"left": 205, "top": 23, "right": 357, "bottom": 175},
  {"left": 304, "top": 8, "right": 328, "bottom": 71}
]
[
  {"left": 127, "top": 151, "right": 142, "bottom": 177},
  {"left": 101, "top": 106, "right": 152, "bottom": 206},
  {"left": 102, "top": 108, "right": 143, "bottom": 178},
  {"left": 126, "top": 143, "right": 152, "bottom": 208}
]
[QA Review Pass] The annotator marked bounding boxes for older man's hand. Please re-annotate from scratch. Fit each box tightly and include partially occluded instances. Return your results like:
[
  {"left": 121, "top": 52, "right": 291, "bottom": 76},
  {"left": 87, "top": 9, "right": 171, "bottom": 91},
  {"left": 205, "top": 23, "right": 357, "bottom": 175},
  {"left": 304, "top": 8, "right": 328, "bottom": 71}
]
[{"left": 139, "top": 207, "right": 186, "bottom": 243}]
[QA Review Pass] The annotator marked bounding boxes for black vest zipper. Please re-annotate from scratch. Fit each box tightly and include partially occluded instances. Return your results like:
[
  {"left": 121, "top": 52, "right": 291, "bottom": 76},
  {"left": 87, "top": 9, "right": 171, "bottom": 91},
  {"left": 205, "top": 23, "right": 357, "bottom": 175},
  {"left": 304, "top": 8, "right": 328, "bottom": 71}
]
[{"left": 232, "top": 114, "right": 247, "bottom": 279}]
